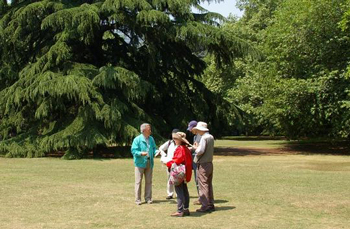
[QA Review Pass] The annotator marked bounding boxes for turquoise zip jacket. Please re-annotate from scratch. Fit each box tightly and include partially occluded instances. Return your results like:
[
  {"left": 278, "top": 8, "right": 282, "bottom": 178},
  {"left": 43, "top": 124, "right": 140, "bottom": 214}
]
[{"left": 131, "top": 134, "right": 157, "bottom": 168}]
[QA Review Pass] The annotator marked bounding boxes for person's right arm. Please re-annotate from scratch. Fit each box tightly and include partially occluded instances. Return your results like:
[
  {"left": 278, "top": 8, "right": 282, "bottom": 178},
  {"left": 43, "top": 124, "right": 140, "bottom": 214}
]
[{"left": 195, "top": 137, "right": 206, "bottom": 156}]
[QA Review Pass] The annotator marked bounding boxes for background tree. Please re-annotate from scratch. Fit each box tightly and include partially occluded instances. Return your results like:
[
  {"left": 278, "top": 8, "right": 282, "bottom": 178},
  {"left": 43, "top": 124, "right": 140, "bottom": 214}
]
[
  {"left": 201, "top": 0, "right": 350, "bottom": 138},
  {"left": 0, "top": 0, "right": 252, "bottom": 158}
]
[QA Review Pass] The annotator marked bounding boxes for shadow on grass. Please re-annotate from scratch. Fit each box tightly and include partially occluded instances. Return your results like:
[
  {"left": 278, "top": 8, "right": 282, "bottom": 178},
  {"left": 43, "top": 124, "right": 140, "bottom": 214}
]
[
  {"left": 155, "top": 199, "right": 229, "bottom": 204},
  {"left": 215, "top": 147, "right": 277, "bottom": 156},
  {"left": 215, "top": 199, "right": 229, "bottom": 204},
  {"left": 189, "top": 206, "right": 236, "bottom": 217},
  {"left": 215, "top": 141, "right": 350, "bottom": 156},
  {"left": 283, "top": 141, "right": 350, "bottom": 156},
  {"left": 222, "top": 136, "right": 286, "bottom": 141},
  {"left": 45, "top": 139, "right": 350, "bottom": 158},
  {"left": 153, "top": 199, "right": 177, "bottom": 204},
  {"left": 215, "top": 206, "right": 236, "bottom": 211},
  {"left": 46, "top": 146, "right": 134, "bottom": 159}
]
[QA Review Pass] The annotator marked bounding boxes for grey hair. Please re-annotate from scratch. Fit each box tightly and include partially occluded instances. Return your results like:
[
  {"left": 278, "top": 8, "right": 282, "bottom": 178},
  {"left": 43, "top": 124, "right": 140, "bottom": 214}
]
[{"left": 140, "top": 123, "right": 151, "bottom": 133}]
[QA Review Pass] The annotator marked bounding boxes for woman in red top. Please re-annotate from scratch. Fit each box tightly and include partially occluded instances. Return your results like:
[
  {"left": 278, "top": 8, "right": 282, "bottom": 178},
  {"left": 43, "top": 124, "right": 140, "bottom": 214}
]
[{"left": 166, "top": 132, "right": 193, "bottom": 217}]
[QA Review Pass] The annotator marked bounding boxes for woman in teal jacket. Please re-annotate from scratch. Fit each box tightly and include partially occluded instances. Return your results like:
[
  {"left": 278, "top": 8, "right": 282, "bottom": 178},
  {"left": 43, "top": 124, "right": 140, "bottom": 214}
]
[{"left": 131, "top": 123, "right": 157, "bottom": 205}]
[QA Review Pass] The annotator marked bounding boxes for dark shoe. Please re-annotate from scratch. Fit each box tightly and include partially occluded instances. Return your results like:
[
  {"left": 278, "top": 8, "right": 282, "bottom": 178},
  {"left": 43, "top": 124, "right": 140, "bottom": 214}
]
[
  {"left": 193, "top": 200, "right": 201, "bottom": 205},
  {"left": 183, "top": 209, "right": 190, "bottom": 216},
  {"left": 166, "top": 196, "right": 173, "bottom": 200},
  {"left": 208, "top": 206, "right": 216, "bottom": 212},
  {"left": 196, "top": 208, "right": 211, "bottom": 213},
  {"left": 171, "top": 212, "right": 184, "bottom": 217}
]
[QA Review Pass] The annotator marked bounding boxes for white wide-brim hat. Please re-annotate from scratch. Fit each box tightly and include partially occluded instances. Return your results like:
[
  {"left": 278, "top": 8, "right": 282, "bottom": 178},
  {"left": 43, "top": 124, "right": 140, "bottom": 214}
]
[{"left": 193, "top": 121, "right": 209, "bottom": 131}]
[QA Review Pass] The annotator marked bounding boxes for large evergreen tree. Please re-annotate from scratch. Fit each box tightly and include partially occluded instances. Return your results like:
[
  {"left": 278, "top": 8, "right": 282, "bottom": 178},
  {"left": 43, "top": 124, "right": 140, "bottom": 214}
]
[{"left": 0, "top": 0, "right": 248, "bottom": 158}]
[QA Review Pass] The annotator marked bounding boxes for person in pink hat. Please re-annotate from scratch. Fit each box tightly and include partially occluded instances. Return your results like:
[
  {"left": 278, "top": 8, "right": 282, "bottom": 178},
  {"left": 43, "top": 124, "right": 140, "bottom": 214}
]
[{"left": 192, "top": 121, "right": 215, "bottom": 213}]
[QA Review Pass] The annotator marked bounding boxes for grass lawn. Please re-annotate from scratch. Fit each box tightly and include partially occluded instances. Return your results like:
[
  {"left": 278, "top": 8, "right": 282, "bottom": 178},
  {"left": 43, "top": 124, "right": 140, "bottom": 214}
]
[{"left": 0, "top": 141, "right": 349, "bottom": 228}]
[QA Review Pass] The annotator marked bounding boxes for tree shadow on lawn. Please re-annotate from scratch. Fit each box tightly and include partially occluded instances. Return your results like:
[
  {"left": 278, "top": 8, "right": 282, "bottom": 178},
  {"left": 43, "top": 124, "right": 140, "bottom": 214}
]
[
  {"left": 283, "top": 141, "right": 350, "bottom": 156},
  {"left": 222, "top": 136, "right": 286, "bottom": 141},
  {"left": 215, "top": 141, "right": 350, "bottom": 156},
  {"left": 215, "top": 147, "right": 284, "bottom": 156}
]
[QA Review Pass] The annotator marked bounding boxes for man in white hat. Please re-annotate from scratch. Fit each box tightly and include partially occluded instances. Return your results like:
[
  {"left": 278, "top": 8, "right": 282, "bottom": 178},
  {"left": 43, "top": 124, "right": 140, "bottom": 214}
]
[{"left": 192, "top": 121, "right": 215, "bottom": 212}]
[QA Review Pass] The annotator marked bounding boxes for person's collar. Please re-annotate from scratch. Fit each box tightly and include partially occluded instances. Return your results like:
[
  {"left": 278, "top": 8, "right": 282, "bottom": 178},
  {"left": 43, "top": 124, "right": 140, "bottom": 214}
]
[{"left": 142, "top": 133, "right": 149, "bottom": 140}]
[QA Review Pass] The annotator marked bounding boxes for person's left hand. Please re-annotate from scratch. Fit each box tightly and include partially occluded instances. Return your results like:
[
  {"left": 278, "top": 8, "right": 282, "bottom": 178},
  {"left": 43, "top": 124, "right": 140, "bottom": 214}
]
[{"left": 141, "top": 151, "right": 148, "bottom": 156}]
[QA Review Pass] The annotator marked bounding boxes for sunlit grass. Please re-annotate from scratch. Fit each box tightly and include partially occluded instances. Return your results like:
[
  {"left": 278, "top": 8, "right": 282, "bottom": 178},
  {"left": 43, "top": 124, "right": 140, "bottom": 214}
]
[{"left": 0, "top": 154, "right": 349, "bottom": 229}]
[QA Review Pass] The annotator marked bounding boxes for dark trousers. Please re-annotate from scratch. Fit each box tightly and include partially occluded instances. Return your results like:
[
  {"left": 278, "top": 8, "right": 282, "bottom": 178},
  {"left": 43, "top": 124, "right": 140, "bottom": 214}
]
[
  {"left": 175, "top": 182, "right": 189, "bottom": 212},
  {"left": 197, "top": 162, "right": 214, "bottom": 210}
]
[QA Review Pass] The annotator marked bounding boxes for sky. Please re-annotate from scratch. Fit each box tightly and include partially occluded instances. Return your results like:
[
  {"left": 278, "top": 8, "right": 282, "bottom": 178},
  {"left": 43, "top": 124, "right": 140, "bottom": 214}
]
[{"left": 199, "top": 0, "right": 243, "bottom": 18}]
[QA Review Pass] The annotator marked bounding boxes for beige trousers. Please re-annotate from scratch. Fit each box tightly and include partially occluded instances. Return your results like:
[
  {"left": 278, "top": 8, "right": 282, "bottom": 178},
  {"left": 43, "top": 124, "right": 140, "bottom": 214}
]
[{"left": 135, "top": 160, "right": 153, "bottom": 203}]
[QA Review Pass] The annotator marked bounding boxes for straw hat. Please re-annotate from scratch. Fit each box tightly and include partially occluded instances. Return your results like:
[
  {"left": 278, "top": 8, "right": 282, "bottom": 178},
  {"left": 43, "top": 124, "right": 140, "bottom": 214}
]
[{"left": 172, "top": 132, "right": 191, "bottom": 146}]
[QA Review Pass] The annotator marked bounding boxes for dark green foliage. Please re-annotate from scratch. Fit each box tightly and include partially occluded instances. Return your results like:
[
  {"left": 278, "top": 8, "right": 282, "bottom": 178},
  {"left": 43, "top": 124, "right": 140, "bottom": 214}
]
[{"left": 0, "top": 0, "right": 243, "bottom": 158}]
